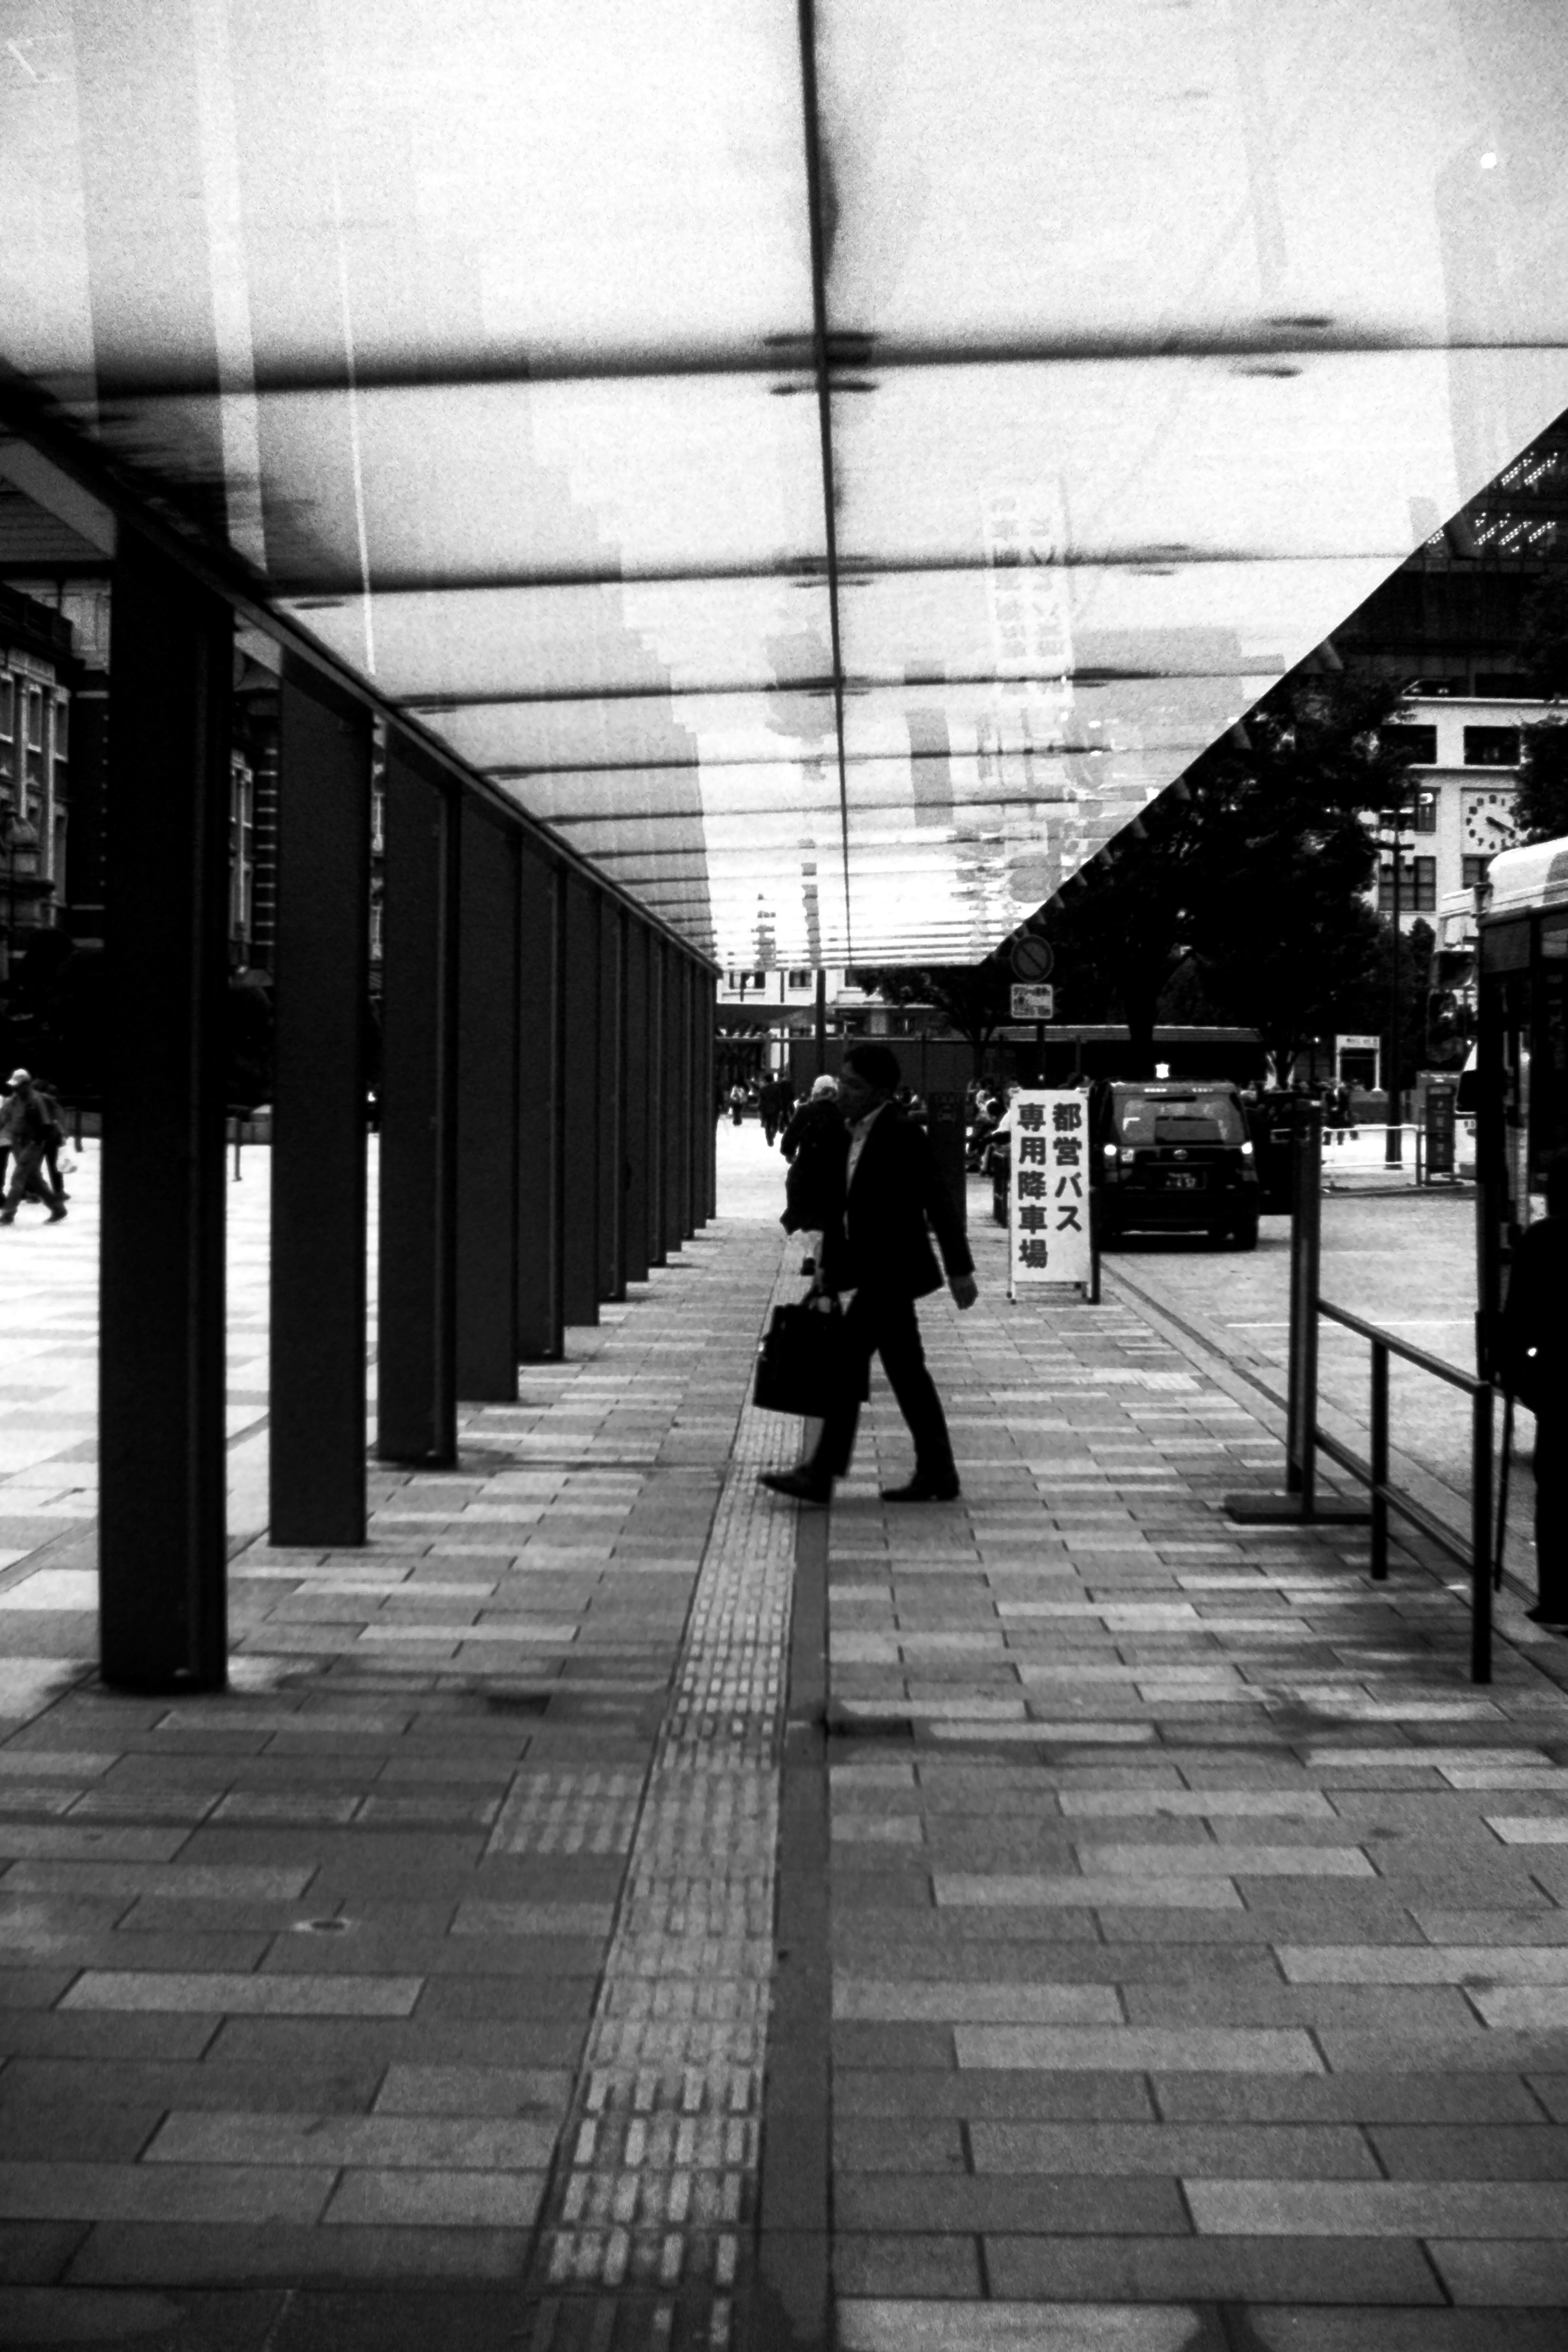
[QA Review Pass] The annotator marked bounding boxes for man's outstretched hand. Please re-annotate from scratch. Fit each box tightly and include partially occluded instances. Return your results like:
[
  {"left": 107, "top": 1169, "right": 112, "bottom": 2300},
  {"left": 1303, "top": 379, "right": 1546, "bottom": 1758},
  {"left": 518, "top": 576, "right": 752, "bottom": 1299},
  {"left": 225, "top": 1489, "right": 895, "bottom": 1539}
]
[{"left": 949, "top": 1274, "right": 978, "bottom": 1311}]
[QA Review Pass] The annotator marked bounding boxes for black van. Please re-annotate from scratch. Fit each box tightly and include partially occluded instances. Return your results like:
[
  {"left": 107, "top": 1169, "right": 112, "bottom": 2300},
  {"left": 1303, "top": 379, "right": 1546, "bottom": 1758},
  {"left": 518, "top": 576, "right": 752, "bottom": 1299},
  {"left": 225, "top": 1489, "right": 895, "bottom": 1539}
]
[{"left": 1093, "top": 1079, "right": 1261, "bottom": 1248}]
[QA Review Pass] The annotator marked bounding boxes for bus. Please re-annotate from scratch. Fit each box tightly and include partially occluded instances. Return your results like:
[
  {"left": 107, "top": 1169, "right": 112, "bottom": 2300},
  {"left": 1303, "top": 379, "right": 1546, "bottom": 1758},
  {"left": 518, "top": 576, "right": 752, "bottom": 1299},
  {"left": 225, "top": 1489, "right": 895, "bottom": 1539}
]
[{"left": 1475, "top": 833, "right": 1568, "bottom": 1368}]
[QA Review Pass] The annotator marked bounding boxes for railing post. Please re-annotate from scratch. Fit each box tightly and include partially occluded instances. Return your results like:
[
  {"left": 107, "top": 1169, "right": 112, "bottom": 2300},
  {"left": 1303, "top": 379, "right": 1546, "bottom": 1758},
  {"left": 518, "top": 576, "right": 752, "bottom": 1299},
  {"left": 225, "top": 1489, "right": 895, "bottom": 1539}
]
[
  {"left": 1472, "top": 1383, "right": 1493, "bottom": 1685},
  {"left": 1287, "top": 1097, "right": 1323, "bottom": 1511},
  {"left": 1370, "top": 1341, "right": 1389, "bottom": 1581}
]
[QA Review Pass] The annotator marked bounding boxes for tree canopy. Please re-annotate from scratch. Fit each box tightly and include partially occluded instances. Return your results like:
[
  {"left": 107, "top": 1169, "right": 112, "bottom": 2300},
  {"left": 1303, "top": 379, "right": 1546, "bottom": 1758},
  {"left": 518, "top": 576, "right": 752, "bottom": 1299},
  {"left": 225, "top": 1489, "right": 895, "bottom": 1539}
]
[
  {"left": 1515, "top": 718, "right": 1568, "bottom": 847},
  {"left": 846, "top": 961, "right": 1013, "bottom": 1073},
  {"left": 1036, "top": 670, "right": 1417, "bottom": 1077}
]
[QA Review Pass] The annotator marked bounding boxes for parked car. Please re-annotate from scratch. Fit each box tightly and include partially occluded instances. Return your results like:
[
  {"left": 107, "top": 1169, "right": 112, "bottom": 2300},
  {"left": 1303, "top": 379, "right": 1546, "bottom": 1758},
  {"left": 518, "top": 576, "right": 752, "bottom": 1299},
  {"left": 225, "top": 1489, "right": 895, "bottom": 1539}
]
[{"left": 1092, "top": 1079, "right": 1260, "bottom": 1248}]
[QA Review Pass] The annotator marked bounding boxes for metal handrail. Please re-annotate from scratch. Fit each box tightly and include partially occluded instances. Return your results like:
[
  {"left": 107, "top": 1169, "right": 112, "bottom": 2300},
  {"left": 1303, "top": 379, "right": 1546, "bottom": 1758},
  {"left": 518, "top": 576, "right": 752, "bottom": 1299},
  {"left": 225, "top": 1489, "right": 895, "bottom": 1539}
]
[{"left": 1316, "top": 1296, "right": 1494, "bottom": 1682}]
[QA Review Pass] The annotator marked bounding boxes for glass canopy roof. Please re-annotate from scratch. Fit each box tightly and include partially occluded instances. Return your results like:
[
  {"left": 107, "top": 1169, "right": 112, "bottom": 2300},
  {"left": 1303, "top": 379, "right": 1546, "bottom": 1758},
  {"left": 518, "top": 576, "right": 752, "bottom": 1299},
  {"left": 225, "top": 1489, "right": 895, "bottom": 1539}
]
[{"left": 3, "top": 0, "right": 1567, "bottom": 964}]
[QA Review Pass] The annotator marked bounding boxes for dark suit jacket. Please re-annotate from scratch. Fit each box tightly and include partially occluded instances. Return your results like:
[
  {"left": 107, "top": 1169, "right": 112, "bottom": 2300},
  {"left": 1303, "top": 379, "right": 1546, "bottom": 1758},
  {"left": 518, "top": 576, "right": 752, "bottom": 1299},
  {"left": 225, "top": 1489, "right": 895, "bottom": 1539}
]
[{"left": 820, "top": 1105, "right": 974, "bottom": 1300}]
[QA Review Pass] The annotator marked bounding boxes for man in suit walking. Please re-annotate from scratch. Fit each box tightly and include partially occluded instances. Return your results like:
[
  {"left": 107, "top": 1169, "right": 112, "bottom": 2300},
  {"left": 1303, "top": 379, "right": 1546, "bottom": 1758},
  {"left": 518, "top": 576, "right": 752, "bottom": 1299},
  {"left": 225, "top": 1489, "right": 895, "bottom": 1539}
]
[{"left": 760, "top": 1042, "right": 976, "bottom": 1506}]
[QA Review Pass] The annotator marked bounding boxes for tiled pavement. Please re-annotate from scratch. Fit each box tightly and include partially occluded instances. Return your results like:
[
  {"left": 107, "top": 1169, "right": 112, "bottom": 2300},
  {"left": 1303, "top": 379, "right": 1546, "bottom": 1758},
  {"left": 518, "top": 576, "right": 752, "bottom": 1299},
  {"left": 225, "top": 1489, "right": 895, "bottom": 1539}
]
[{"left": 3, "top": 1127, "right": 1568, "bottom": 2346}]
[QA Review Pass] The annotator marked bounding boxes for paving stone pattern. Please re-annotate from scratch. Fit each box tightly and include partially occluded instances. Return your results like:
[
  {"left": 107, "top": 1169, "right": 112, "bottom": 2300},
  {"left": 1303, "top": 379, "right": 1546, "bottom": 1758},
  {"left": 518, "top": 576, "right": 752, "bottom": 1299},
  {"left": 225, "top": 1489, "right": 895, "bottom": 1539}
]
[
  {"left": 5, "top": 1127, "right": 1568, "bottom": 2348},
  {"left": 827, "top": 1218, "right": 1568, "bottom": 2346}
]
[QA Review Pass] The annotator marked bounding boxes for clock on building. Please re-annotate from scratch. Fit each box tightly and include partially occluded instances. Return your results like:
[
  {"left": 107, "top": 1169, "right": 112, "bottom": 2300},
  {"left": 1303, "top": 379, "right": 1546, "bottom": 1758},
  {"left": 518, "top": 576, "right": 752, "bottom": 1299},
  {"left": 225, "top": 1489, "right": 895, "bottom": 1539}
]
[{"left": 1461, "top": 786, "right": 1519, "bottom": 855}]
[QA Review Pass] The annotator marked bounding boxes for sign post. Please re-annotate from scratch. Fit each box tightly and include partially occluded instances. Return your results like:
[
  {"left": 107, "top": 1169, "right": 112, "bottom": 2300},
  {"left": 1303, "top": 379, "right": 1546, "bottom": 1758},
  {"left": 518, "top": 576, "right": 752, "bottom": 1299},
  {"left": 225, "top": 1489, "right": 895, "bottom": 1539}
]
[{"left": 1007, "top": 1089, "right": 1096, "bottom": 1303}]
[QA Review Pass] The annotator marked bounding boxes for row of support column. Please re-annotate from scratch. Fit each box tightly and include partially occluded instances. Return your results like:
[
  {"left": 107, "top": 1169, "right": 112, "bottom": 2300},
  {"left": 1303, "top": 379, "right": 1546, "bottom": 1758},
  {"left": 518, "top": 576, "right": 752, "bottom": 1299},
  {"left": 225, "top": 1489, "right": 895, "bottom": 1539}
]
[{"left": 97, "top": 527, "right": 716, "bottom": 1692}]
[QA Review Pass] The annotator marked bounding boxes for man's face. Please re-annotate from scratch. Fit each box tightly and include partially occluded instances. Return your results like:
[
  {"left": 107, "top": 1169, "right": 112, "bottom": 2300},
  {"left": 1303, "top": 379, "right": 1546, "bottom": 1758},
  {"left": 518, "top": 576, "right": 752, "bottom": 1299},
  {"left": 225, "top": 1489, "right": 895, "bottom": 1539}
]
[{"left": 837, "top": 1065, "right": 882, "bottom": 1123}]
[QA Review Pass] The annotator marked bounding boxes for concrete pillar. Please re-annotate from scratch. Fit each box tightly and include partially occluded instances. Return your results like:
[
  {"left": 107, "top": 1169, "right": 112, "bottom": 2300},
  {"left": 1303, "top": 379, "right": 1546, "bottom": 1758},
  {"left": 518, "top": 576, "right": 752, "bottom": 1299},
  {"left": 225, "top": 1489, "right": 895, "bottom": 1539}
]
[
  {"left": 456, "top": 804, "right": 521, "bottom": 1399},
  {"left": 517, "top": 846, "right": 564, "bottom": 1359},
  {"left": 622, "top": 921, "right": 652, "bottom": 1287},
  {"left": 269, "top": 657, "right": 372, "bottom": 1546},
  {"left": 560, "top": 874, "right": 601, "bottom": 1326},
  {"left": 99, "top": 528, "right": 232, "bottom": 1691},
  {"left": 598, "top": 902, "right": 625, "bottom": 1302},
  {"left": 377, "top": 734, "right": 459, "bottom": 1465}
]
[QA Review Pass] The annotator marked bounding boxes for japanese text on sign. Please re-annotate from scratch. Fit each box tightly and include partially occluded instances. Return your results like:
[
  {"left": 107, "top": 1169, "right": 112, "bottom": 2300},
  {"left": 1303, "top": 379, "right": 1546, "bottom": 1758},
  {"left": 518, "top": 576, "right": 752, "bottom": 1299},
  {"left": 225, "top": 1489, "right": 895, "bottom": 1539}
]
[{"left": 1009, "top": 1089, "right": 1092, "bottom": 1292}]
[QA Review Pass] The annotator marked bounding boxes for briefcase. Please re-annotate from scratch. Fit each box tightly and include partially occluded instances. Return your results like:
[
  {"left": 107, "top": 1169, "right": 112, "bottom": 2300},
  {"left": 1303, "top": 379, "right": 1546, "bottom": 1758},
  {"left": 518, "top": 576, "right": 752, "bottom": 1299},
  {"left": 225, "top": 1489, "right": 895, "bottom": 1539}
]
[{"left": 753, "top": 1299, "right": 862, "bottom": 1418}]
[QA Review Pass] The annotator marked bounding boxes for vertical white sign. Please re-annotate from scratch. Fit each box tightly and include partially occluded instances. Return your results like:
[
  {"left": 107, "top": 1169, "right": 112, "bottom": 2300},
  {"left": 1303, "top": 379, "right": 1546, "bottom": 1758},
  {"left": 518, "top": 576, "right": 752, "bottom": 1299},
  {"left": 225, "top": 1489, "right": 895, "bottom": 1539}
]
[{"left": 1009, "top": 1089, "right": 1092, "bottom": 1293}]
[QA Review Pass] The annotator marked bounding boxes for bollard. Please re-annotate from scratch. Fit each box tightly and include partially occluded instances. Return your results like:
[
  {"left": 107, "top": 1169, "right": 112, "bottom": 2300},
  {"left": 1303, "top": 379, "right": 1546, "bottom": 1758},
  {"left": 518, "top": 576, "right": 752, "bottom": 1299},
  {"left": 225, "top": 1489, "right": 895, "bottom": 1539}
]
[
  {"left": 1370, "top": 1341, "right": 1389, "bottom": 1580},
  {"left": 1227, "top": 1095, "right": 1364, "bottom": 1527},
  {"left": 1285, "top": 1096, "right": 1323, "bottom": 1505}
]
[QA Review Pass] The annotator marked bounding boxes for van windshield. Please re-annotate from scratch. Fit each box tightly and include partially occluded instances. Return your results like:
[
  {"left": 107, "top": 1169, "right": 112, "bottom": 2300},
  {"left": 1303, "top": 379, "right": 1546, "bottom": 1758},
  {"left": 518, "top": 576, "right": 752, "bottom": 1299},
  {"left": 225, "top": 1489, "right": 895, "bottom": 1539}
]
[{"left": 1114, "top": 1091, "right": 1246, "bottom": 1146}]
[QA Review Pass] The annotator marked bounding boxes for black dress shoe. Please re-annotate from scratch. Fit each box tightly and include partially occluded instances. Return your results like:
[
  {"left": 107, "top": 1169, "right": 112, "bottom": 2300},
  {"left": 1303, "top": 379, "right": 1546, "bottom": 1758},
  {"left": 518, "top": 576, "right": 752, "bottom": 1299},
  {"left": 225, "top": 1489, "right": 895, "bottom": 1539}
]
[
  {"left": 759, "top": 1468, "right": 832, "bottom": 1504},
  {"left": 881, "top": 1475, "right": 961, "bottom": 1503}
]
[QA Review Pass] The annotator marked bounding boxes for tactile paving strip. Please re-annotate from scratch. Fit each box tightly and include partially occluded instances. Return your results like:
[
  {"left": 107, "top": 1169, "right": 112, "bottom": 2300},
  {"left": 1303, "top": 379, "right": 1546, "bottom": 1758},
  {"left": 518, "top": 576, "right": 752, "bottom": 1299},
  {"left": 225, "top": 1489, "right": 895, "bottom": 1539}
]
[{"left": 521, "top": 1260, "right": 799, "bottom": 2350}]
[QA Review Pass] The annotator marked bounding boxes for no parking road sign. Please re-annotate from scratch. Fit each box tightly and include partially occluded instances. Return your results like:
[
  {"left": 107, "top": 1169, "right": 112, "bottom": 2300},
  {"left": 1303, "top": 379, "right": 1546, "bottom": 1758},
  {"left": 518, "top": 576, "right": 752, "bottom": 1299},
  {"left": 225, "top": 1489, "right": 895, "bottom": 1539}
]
[{"left": 1009, "top": 935, "right": 1055, "bottom": 982}]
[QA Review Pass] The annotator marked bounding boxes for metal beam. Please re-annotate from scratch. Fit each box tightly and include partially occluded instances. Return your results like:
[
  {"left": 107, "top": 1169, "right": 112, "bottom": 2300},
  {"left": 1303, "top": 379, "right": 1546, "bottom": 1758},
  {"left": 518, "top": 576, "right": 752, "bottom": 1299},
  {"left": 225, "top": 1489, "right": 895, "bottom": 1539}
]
[
  {"left": 269, "top": 657, "right": 372, "bottom": 1546},
  {"left": 517, "top": 844, "right": 565, "bottom": 1360},
  {"left": 377, "top": 733, "right": 459, "bottom": 1465},
  {"left": 98, "top": 527, "right": 231, "bottom": 1691},
  {"left": 456, "top": 804, "right": 521, "bottom": 1399},
  {"left": 560, "top": 875, "right": 602, "bottom": 1327}
]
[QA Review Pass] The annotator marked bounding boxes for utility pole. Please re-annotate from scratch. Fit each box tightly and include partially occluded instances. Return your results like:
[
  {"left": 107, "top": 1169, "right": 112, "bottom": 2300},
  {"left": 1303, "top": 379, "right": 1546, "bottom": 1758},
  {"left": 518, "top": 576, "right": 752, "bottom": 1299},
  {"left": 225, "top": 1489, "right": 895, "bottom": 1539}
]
[{"left": 813, "top": 967, "right": 827, "bottom": 1079}]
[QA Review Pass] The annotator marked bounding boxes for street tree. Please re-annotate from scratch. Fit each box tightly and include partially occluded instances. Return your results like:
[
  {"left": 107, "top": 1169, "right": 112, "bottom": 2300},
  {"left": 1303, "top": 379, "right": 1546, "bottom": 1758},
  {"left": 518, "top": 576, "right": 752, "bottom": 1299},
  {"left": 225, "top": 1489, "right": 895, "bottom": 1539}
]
[
  {"left": 1036, "top": 670, "right": 1417, "bottom": 1077},
  {"left": 1515, "top": 717, "right": 1568, "bottom": 846},
  {"left": 847, "top": 961, "right": 1013, "bottom": 1076}
]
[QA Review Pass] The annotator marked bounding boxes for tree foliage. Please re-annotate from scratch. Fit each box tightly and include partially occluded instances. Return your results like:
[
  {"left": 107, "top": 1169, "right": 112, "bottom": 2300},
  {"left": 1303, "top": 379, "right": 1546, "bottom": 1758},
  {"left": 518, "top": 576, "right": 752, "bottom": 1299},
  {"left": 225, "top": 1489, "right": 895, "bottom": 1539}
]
[
  {"left": 1519, "top": 578, "right": 1568, "bottom": 700},
  {"left": 1515, "top": 718, "right": 1568, "bottom": 847},
  {"left": 1038, "top": 670, "right": 1419, "bottom": 1079},
  {"left": 847, "top": 961, "right": 1013, "bottom": 1074}
]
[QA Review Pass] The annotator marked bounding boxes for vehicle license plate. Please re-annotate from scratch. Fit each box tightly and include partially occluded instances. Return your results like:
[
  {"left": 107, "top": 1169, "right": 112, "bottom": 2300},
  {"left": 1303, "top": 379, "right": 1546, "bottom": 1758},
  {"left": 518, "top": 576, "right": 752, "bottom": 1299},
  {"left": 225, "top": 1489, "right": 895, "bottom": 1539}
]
[{"left": 1165, "top": 1173, "right": 1198, "bottom": 1189}]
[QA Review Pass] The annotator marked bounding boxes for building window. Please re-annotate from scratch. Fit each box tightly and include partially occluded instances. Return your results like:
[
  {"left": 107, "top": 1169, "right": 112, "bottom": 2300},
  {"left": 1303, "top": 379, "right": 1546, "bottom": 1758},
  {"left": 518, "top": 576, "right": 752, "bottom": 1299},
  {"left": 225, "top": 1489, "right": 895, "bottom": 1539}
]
[
  {"left": 1462, "top": 854, "right": 1493, "bottom": 890},
  {"left": 787, "top": 969, "right": 811, "bottom": 989},
  {"left": 1383, "top": 724, "right": 1437, "bottom": 764},
  {"left": 1411, "top": 789, "right": 1437, "bottom": 834},
  {"left": 1464, "top": 726, "right": 1521, "bottom": 767},
  {"left": 1378, "top": 855, "right": 1436, "bottom": 913},
  {"left": 0, "top": 675, "right": 13, "bottom": 744}
]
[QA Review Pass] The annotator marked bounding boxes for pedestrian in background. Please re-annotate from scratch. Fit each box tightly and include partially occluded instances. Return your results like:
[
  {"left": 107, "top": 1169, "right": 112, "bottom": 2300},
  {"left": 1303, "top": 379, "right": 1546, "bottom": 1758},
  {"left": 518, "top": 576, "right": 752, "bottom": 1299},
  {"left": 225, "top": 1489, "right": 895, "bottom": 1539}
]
[
  {"left": 0, "top": 1070, "right": 66, "bottom": 1225},
  {"left": 1500, "top": 1151, "right": 1568, "bottom": 1627},
  {"left": 780, "top": 1073, "right": 843, "bottom": 1275}
]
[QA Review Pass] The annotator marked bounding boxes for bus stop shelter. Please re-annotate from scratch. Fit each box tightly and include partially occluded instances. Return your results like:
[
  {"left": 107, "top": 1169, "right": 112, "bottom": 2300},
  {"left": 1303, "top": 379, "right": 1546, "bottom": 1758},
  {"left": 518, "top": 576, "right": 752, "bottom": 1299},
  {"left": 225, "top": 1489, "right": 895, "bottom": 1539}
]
[{"left": 1, "top": 2, "right": 1567, "bottom": 1689}]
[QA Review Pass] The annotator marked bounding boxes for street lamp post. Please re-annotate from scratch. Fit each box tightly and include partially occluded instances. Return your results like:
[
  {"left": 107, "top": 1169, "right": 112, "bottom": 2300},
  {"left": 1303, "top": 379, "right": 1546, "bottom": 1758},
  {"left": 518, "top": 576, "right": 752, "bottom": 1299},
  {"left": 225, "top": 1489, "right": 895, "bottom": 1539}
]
[{"left": 1383, "top": 799, "right": 1404, "bottom": 1169}]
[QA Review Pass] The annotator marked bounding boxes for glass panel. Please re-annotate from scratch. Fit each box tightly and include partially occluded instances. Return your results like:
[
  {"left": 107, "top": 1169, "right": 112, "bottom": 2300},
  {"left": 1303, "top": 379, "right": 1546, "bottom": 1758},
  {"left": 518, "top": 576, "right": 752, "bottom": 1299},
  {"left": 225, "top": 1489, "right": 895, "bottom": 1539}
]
[
  {"left": 817, "top": 0, "right": 1568, "bottom": 352},
  {"left": 232, "top": 374, "right": 822, "bottom": 595},
  {"left": 0, "top": 0, "right": 811, "bottom": 393},
  {"left": 285, "top": 577, "right": 835, "bottom": 704}
]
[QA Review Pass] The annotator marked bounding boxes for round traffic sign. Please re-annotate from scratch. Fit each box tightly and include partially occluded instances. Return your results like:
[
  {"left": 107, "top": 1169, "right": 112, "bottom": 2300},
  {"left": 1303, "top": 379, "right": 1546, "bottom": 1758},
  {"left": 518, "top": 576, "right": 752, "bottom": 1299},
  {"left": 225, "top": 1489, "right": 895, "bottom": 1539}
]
[{"left": 1010, "top": 935, "right": 1054, "bottom": 982}]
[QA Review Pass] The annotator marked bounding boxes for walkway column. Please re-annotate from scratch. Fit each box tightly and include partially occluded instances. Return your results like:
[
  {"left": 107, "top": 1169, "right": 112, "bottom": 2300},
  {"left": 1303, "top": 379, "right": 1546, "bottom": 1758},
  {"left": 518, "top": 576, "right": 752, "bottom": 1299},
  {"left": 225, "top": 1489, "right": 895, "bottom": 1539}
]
[
  {"left": 670, "top": 955, "right": 693, "bottom": 1245},
  {"left": 660, "top": 943, "right": 685, "bottom": 1260},
  {"left": 560, "top": 874, "right": 601, "bottom": 1326},
  {"left": 269, "top": 657, "right": 372, "bottom": 1545},
  {"left": 598, "top": 904, "right": 625, "bottom": 1301},
  {"left": 622, "top": 920, "right": 652, "bottom": 1286},
  {"left": 517, "top": 845, "right": 564, "bottom": 1359},
  {"left": 377, "top": 733, "right": 459, "bottom": 1465},
  {"left": 648, "top": 937, "right": 668, "bottom": 1268},
  {"left": 456, "top": 804, "right": 520, "bottom": 1399},
  {"left": 696, "top": 969, "right": 715, "bottom": 1224},
  {"left": 100, "top": 527, "right": 232, "bottom": 1691}
]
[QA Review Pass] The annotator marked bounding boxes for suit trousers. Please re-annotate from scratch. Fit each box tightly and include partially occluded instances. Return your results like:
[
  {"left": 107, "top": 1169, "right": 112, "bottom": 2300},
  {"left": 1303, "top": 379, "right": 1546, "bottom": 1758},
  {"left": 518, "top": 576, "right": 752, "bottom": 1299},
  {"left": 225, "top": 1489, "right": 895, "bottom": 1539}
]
[
  {"left": 1534, "top": 1401, "right": 1568, "bottom": 1614},
  {"left": 809, "top": 1283, "right": 956, "bottom": 1484}
]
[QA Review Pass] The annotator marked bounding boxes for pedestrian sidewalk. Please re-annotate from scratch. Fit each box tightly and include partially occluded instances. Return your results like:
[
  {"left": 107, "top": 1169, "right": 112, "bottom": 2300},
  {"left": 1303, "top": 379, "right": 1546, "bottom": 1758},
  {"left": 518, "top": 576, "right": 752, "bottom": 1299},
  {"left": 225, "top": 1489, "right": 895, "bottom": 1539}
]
[{"left": 2, "top": 1130, "right": 1568, "bottom": 2347}]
